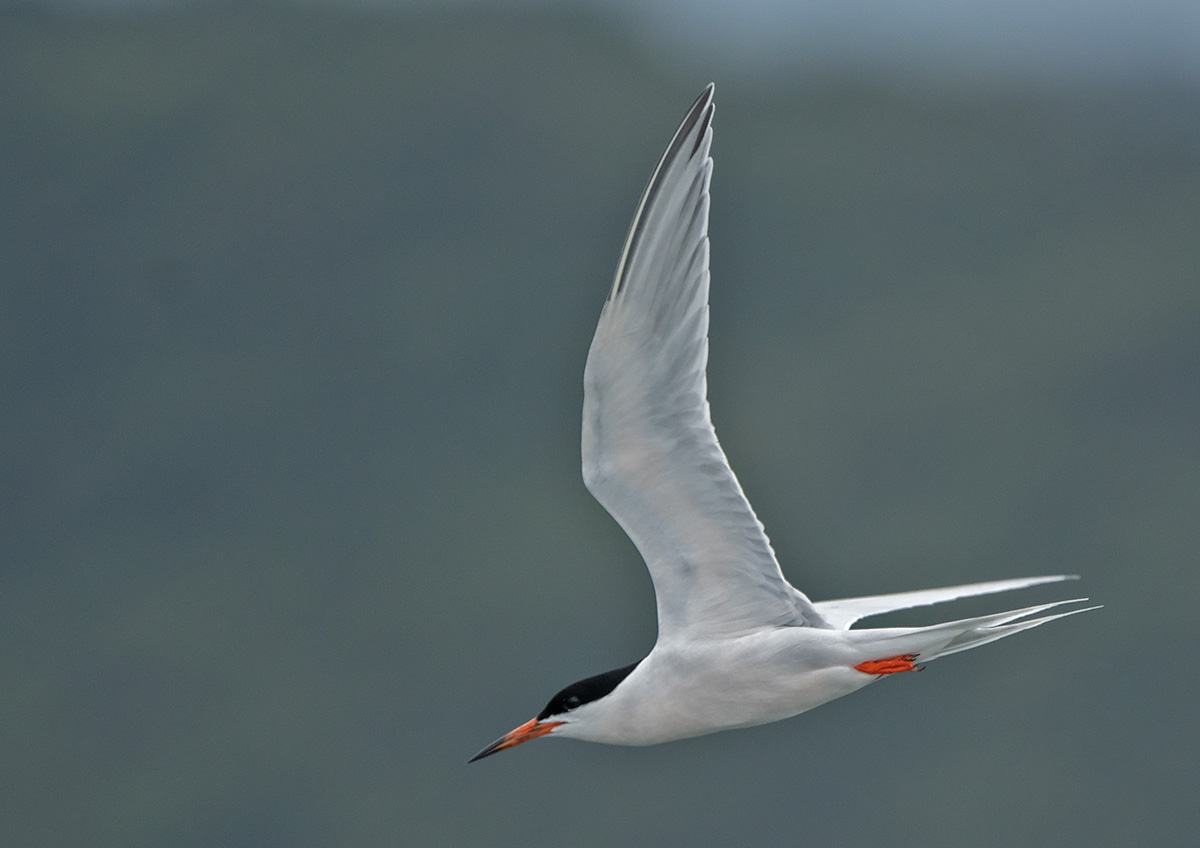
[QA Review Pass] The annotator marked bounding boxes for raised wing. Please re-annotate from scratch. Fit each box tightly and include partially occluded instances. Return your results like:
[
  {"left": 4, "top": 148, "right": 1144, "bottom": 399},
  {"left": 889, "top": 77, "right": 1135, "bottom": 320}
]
[{"left": 582, "top": 85, "right": 827, "bottom": 640}]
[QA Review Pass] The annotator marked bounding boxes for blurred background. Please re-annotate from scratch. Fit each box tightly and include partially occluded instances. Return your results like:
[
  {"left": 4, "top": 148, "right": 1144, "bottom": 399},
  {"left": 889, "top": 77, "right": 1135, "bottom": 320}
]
[{"left": 3, "top": 1, "right": 1198, "bottom": 846}]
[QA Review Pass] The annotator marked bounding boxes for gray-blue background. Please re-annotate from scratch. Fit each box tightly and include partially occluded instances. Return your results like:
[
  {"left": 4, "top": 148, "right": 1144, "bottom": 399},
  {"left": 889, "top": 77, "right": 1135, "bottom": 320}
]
[{"left": 3, "top": 2, "right": 1198, "bottom": 846}]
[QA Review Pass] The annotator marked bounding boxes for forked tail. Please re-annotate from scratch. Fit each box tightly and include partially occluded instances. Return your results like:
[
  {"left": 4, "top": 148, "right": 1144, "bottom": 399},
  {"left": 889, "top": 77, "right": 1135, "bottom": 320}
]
[
  {"left": 814, "top": 574, "right": 1082, "bottom": 630},
  {"left": 844, "top": 597, "right": 1100, "bottom": 666}
]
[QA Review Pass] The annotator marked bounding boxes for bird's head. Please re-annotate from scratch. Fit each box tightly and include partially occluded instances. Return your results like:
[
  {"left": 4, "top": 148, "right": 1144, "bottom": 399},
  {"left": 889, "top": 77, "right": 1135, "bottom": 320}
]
[{"left": 468, "top": 661, "right": 639, "bottom": 762}]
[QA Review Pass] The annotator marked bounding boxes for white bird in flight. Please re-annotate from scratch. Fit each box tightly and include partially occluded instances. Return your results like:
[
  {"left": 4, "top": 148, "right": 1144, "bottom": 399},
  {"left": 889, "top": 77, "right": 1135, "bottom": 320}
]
[{"left": 470, "top": 84, "right": 1096, "bottom": 763}]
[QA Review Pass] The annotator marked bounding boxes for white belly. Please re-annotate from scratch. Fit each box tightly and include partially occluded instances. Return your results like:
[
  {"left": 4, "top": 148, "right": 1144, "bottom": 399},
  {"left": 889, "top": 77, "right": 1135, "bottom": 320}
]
[{"left": 564, "top": 629, "right": 877, "bottom": 746}]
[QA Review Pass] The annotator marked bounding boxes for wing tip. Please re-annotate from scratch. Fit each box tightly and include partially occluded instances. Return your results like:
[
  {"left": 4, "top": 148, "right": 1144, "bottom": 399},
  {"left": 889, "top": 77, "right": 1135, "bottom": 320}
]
[
  {"left": 675, "top": 83, "right": 716, "bottom": 164},
  {"left": 693, "top": 103, "right": 714, "bottom": 157},
  {"left": 608, "top": 83, "right": 717, "bottom": 302}
]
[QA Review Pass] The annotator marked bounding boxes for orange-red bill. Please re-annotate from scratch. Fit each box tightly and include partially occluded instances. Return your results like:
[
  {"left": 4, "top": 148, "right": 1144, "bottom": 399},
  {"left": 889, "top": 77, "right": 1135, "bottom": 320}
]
[{"left": 469, "top": 717, "right": 565, "bottom": 763}]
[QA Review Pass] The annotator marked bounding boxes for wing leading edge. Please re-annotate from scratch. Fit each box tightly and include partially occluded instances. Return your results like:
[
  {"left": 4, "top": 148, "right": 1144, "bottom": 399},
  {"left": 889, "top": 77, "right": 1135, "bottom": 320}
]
[{"left": 582, "top": 85, "right": 827, "bottom": 639}]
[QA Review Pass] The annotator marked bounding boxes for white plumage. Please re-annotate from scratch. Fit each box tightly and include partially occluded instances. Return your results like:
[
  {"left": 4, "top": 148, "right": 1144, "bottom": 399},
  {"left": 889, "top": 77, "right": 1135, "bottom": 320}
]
[{"left": 470, "top": 84, "right": 1096, "bottom": 762}]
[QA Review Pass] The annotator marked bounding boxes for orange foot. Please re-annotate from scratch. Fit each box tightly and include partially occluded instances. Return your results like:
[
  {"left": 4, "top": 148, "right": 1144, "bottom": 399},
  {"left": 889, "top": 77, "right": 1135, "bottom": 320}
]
[{"left": 855, "top": 654, "right": 921, "bottom": 676}]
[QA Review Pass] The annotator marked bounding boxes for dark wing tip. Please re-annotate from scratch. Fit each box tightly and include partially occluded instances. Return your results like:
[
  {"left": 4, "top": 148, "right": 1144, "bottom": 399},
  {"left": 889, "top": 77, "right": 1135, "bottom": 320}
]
[
  {"left": 684, "top": 83, "right": 715, "bottom": 138},
  {"left": 657, "top": 84, "right": 716, "bottom": 177},
  {"left": 608, "top": 84, "right": 717, "bottom": 301},
  {"left": 692, "top": 101, "right": 714, "bottom": 157}
]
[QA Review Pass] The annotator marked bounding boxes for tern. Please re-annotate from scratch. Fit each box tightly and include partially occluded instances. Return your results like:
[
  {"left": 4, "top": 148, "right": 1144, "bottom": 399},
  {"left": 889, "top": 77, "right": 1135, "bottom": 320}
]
[{"left": 470, "top": 84, "right": 1096, "bottom": 763}]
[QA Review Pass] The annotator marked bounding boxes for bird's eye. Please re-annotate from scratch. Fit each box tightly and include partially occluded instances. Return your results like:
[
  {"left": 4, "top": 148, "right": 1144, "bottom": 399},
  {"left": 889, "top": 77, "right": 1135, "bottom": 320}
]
[{"left": 565, "top": 695, "right": 581, "bottom": 709}]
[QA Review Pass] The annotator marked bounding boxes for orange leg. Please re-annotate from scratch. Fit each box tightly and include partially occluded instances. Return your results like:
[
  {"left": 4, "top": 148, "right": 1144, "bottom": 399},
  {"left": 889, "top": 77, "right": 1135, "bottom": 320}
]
[{"left": 854, "top": 654, "right": 920, "bottom": 676}]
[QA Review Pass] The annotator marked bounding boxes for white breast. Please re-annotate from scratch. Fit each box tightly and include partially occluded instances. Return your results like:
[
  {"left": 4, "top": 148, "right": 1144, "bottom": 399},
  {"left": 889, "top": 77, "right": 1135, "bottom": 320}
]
[{"left": 558, "top": 629, "right": 875, "bottom": 746}]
